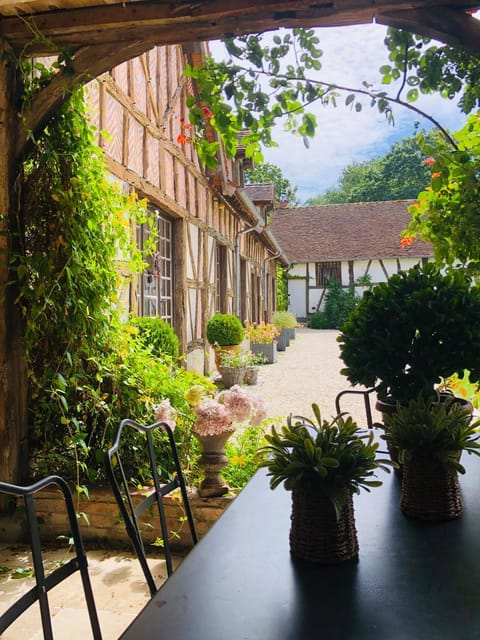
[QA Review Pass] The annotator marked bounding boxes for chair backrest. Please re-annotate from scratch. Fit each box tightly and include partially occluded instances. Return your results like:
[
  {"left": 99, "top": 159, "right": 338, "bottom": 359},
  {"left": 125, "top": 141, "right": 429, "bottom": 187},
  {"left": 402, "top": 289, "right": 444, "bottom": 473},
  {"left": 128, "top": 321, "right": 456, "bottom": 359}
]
[
  {"left": 105, "top": 419, "right": 198, "bottom": 597},
  {"left": 0, "top": 475, "right": 102, "bottom": 640},
  {"left": 335, "top": 385, "right": 379, "bottom": 430}
]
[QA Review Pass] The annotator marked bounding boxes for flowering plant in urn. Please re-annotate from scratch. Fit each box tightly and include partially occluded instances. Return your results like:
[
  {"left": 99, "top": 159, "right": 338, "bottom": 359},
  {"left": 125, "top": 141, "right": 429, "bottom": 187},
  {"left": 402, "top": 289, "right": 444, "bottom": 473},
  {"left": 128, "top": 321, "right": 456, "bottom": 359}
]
[{"left": 185, "top": 385, "right": 267, "bottom": 496}]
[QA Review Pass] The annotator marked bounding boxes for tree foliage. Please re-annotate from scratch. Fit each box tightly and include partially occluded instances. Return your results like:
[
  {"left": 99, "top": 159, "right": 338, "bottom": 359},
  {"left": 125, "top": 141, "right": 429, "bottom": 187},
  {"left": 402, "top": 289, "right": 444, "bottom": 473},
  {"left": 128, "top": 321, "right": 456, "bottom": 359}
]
[
  {"left": 307, "top": 131, "right": 438, "bottom": 204},
  {"left": 245, "top": 162, "right": 298, "bottom": 205},
  {"left": 381, "top": 26, "right": 480, "bottom": 115},
  {"left": 405, "top": 113, "right": 480, "bottom": 271}
]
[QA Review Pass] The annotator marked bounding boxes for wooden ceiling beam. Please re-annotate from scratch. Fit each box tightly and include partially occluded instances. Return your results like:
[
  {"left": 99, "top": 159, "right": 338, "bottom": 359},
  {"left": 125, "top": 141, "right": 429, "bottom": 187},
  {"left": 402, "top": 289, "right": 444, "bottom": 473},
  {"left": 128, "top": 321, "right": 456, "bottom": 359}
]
[
  {"left": 377, "top": 6, "right": 480, "bottom": 54},
  {"left": 2, "top": 1, "right": 480, "bottom": 55}
]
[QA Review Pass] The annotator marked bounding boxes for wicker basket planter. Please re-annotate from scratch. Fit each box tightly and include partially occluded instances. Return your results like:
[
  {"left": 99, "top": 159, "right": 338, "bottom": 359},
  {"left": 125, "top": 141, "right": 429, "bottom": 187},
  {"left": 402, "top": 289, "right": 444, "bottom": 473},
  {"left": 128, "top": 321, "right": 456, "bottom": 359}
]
[
  {"left": 401, "top": 455, "right": 463, "bottom": 521},
  {"left": 218, "top": 366, "right": 245, "bottom": 388},
  {"left": 243, "top": 366, "right": 259, "bottom": 385},
  {"left": 290, "top": 489, "right": 358, "bottom": 564}
]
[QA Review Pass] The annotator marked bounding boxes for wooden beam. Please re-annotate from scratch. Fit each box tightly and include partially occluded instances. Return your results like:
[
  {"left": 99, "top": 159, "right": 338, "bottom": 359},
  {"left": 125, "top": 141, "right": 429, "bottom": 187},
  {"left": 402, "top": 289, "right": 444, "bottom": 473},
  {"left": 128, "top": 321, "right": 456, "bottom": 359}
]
[
  {"left": 3, "top": 1, "right": 480, "bottom": 55},
  {"left": 377, "top": 6, "right": 480, "bottom": 55},
  {"left": 15, "top": 40, "right": 156, "bottom": 160},
  {"left": 0, "top": 45, "right": 28, "bottom": 483}
]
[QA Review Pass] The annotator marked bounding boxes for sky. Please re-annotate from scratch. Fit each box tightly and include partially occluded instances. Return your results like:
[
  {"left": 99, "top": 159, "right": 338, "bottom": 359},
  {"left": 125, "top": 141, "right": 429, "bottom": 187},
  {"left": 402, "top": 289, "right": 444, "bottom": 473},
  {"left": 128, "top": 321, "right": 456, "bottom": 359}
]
[{"left": 210, "top": 23, "right": 469, "bottom": 203}]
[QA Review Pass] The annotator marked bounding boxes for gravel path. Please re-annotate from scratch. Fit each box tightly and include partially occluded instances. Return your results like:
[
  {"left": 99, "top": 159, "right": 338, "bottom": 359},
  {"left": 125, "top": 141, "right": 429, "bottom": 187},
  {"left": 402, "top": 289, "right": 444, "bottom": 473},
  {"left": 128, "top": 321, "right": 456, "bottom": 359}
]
[{"left": 255, "top": 328, "right": 382, "bottom": 427}]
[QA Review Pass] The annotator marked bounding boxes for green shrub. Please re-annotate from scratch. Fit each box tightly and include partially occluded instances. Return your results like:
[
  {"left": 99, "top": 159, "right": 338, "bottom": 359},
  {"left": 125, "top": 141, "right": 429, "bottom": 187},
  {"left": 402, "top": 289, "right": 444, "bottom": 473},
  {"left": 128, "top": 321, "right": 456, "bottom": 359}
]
[
  {"left": 309, "top": 280, "right": 358, "bottom": 329},
  {"left": 129, "top": 316, "right": 180, "bottom": 358},
  {"left": 224, "top": 426, "right": 268, "bottom": 489},
  {"left": 206, "top": 313, "right": 244, "bottom": 346},
  {"left": 272, "top": 310, "right": 297, "bottom": 329}
]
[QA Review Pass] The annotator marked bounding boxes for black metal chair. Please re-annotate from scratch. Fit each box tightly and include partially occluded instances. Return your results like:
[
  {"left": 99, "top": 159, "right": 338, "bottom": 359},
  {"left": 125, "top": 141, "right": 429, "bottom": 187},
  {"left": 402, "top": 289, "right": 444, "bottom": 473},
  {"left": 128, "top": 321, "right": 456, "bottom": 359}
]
[
  {"left": 335, "top": 385, "right": 379, "bottom": 430},
  {"left": 105, "top": 419, "right": 198, "bottom": 597},
  {"left": 0, "top": 475, "right": 102, "bottom": 640}
]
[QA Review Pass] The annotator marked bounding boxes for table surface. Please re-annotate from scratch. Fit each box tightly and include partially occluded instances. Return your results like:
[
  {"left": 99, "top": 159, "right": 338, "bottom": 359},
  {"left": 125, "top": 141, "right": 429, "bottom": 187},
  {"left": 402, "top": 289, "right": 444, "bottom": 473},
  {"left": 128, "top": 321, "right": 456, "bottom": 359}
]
[{"left": 120, "top": 450, "right": 480, "bottom": 640}]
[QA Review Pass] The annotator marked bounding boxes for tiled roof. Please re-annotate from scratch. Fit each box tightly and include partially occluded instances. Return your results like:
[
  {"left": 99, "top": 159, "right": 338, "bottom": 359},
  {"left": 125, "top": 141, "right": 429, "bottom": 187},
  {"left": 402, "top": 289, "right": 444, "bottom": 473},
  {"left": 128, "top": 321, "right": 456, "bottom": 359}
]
[
  {"left": 269, "top": 201, "right": 434, "bottom": 262},
  {"left": 244, "top": 183, "right": 275, "bottom": 204}
]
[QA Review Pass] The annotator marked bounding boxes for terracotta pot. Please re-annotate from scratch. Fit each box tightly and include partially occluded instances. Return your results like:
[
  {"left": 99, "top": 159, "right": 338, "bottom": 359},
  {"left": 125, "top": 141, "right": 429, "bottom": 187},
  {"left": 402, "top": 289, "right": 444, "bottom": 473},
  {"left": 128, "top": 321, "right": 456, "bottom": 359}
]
[{"left": 214, "top": 344, "right": 242, "bottom": 370}]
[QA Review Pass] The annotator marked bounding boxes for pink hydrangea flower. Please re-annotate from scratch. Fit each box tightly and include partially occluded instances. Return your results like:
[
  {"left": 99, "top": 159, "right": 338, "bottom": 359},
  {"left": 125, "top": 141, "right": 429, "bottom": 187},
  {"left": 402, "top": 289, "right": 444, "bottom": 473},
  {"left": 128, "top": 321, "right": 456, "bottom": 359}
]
[
  {"left": 194, "top": 399, "right": 233, "bottom": 436},
  {"left": 250, "top": 396, "right": 268, "bottom": 426},
  {"left": 154, "top": 398, "right": 177, "bottom": 430},
  {"left": 219, "top": 385, "right": 253, "bottom": 423}
]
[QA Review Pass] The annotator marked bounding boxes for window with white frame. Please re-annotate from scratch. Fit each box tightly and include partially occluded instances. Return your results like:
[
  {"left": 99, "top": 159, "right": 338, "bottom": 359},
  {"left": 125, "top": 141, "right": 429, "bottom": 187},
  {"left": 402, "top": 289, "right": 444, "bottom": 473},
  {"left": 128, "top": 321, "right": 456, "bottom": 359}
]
[{"left": 137, "top": 212, "right": 174, "bottom": 324}]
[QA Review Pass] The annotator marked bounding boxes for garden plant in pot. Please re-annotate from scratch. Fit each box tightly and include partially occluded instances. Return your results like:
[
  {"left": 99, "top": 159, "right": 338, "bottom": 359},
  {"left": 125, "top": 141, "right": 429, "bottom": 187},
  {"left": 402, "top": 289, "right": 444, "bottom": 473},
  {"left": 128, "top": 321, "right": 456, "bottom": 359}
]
[
  {"left": 206, "top": 313, "right": 245, "bottom": 369},
  {"left": 338, "top": 264, "right": 480, "bottom": 414},
  {"left": 258, "top": 405, "right": 392, "bottom": 564},
  {"left": 272, "top": 311, "right": 298, "bottom": 351},
  {"left": 382, "top": 395, "right": 480, "bottom": 521}
]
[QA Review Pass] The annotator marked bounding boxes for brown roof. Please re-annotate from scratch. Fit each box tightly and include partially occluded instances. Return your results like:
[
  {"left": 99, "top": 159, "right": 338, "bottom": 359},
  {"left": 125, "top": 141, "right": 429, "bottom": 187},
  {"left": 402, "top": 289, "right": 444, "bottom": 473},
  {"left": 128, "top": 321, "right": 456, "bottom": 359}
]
[
  {"left": 244, "top": 183, "right": 275, "bottom": 204},
  {"left": 269, "top": 201, "right": 434, "bottom": 262}
]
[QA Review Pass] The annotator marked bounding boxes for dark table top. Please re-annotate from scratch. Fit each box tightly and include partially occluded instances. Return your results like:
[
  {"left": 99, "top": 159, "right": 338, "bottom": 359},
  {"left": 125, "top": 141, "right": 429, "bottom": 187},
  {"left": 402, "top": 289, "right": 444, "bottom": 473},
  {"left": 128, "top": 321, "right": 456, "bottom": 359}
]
[{"left": 120, "top": 451, "right": 480, "bottom": 640}]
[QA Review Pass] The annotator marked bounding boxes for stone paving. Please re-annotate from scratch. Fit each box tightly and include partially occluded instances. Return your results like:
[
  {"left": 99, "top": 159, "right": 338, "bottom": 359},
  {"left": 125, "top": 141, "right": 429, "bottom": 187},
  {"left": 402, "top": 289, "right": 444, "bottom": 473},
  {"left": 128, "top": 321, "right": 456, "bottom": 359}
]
[{"left": 0, "top": 328, "right": 377, "bottom": 639}]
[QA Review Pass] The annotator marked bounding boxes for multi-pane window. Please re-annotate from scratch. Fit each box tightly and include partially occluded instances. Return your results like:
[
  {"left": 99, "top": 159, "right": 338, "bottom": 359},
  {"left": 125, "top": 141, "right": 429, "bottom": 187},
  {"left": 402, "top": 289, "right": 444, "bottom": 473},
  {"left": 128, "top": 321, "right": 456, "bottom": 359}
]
[
  {"left": 137, "top": 212, "right": 173, "bottom": 324},
  {"left": 316, "top": 261, "right": 342, "bottom": 287}
]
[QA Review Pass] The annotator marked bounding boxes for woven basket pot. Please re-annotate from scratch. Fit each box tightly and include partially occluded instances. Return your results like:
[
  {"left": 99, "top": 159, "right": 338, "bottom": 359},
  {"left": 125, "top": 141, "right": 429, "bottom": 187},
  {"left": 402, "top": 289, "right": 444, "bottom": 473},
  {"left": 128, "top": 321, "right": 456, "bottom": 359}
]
[
  {"left": 401, "top": 455, "right": 463, "bottom": 521},
  {"left": 219, "top": 366, "right": 245, "bottom": 388},
  {"left": 290, "top": 489, "right": 359, "bottom": 564}
]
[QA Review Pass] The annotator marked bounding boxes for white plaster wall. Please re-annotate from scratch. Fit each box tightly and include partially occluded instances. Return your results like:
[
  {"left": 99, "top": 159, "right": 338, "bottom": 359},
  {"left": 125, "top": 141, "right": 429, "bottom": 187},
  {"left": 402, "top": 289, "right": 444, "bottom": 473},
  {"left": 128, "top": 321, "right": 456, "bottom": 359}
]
[
  {"left": 187, "top": 223, "right": 198, "bottom": 280},
  {"left": 287, "top": 263, "right": 308, "bottom": 318}
]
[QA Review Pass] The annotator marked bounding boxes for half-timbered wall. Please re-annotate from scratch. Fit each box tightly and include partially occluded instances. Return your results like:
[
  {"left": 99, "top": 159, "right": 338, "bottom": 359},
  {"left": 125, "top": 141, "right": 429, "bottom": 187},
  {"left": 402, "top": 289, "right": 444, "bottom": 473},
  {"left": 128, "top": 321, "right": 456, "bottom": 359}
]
[
  {"left": 85, "top": 43, "right": 278, "bottom": 373},
  {"left": 288, "top": 257, "right": 431, "bottom": 319}
]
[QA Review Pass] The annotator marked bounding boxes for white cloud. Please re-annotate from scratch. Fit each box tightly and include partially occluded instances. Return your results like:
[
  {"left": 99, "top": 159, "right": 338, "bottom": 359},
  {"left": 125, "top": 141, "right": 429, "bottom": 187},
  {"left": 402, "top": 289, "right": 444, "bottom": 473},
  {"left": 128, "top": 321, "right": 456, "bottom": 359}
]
[{"left": 211, "top": 24, "right": 468, "bottom": 202}]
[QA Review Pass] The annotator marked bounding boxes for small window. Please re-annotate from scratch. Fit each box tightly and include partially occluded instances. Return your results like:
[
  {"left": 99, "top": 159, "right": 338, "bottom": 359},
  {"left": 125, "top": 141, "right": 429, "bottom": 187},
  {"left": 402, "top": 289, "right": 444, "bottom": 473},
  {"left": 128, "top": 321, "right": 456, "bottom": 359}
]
[{"left": 316, "top": 261, "right": 341, "bottom": 287}]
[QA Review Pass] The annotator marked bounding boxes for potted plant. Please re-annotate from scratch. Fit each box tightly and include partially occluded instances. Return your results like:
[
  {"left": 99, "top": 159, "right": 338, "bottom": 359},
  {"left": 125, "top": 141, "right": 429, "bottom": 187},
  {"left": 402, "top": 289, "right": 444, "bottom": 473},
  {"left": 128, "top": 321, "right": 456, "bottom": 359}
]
[
  {"left": 244, "top": 322, "right": 280, "bottom": 364},
  {"left": 338, "top": 264, "right": 480, "bottom": 409},
  {"left": 186, "top": 385, "right": 267, "bottom": 497},
  {"left": 382, "top": 395, "right": 480, "bottom": 520},
  {"left": 243, "top": 351, "right": 266, "bottom": 386},
  {"left": 272, "top": 310, "right": 298, "bottom": 343},
  {"left": 206, "top": 313, "right": 245, "bottom": 369},
  {"left": 258, "top": 405, "right": 392, "bottom": 563}
]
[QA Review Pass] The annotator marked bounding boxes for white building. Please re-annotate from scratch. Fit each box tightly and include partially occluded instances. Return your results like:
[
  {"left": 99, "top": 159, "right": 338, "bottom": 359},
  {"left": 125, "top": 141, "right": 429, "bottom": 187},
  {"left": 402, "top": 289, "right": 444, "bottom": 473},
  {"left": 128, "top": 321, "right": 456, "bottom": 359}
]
[{"left": 269, "top": 201, "right": 434, "bottom": 320}]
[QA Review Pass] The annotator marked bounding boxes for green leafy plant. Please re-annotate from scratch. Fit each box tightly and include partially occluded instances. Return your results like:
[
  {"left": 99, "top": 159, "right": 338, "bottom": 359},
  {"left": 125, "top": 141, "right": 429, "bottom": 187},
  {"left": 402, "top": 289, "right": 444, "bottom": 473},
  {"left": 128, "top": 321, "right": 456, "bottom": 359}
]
[
  {"left": 404, "top": 114, "right": 480, "bottom": 273},
  {"left": 382, "top": 396, "right": 480, "bottom": 474},
  {"left": 224, "top": 426, "right": 268, "bottom": 489},
  {"left": 440, "top": 370, "right": 480, "bottom": 410},
  {"left": 206, "top": 313, "right": 245, "bottom": 346},
  {"left": 129, "top": 316, "right": 180, "bottom": 359},
  {"left": 258, "top": 405, "right": 391, "bottom": 518},
  {"left": 338, "top": 263, "right": 480, "bottom": 404},
  {"left": 13, "top": 63, "right": 215, "bottom": 487},
  {"left": 218, "top": 350, "right": 264, "bottom": 368},
  {"left": 272, "top": 311, "right": 297, "bottom": 330}
]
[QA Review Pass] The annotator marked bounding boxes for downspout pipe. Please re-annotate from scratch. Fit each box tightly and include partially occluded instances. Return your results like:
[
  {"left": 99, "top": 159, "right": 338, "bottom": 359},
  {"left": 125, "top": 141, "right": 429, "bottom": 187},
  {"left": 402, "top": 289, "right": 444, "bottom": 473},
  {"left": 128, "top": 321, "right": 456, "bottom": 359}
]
[
  {"left": 263, "top": 251, "right": 281, "bottom": 322},
  {"left": 234, "top": 189, "right": 265, "bottom": 318}
]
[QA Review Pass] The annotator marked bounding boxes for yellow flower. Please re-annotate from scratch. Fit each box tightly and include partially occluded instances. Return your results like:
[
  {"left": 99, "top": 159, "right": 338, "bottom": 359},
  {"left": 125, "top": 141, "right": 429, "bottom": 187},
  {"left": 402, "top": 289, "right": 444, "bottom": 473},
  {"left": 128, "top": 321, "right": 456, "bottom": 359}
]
[{"left": 184, "top": 385, "right": 206, "bottom": 407}]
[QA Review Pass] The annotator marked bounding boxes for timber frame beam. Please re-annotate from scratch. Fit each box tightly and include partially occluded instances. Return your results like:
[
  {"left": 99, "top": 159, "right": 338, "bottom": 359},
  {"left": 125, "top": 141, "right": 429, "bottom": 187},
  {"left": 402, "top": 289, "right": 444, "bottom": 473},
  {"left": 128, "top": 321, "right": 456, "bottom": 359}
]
[{"left": 1, "top": 2, "right": 480, "bottom": 56}]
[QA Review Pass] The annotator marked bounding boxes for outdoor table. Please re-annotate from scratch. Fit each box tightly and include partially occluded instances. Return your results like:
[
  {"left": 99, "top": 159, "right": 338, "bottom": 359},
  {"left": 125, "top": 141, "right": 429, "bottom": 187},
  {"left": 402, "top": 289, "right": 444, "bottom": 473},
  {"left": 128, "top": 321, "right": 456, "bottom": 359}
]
[{"left": 120, "top": 450, "right": 480, "bottom": 640}]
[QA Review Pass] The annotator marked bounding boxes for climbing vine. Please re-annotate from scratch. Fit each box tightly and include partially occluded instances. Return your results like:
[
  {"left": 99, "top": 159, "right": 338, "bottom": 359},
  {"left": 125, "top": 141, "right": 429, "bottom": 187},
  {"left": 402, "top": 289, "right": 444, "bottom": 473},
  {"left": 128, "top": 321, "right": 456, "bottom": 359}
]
[{"left": 13, "top": 61, "right": 213, "bottom": 487}]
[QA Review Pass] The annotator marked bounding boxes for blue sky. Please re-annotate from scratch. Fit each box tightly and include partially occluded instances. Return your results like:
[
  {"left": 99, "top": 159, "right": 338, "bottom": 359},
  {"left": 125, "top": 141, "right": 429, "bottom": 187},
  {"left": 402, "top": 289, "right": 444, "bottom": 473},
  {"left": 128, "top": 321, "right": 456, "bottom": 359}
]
[{"left": 211, "top": 23, "right": 468, "bottom": 203}]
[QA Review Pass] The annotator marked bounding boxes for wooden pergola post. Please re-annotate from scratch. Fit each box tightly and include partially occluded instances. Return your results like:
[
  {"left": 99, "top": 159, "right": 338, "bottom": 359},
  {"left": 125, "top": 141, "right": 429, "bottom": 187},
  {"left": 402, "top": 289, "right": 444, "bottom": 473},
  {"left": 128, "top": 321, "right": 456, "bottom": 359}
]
[{"left": 0, "top": 42, "right": 28, "bottom": 483}]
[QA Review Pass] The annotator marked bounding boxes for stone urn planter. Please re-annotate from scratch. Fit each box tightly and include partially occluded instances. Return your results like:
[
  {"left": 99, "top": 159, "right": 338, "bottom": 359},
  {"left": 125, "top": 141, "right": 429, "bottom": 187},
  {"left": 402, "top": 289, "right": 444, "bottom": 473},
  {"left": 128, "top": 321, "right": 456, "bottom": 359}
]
[{"left": 194, "top": 431, "right": 234, "bottom": 497}]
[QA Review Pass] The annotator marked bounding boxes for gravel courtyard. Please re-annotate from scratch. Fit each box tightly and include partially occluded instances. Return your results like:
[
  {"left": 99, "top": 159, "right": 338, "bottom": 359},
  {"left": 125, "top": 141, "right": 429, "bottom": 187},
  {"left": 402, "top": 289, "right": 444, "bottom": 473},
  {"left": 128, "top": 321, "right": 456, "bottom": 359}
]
[{"left": 255, "top": 327, "right": 382, "bottom": 427}]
